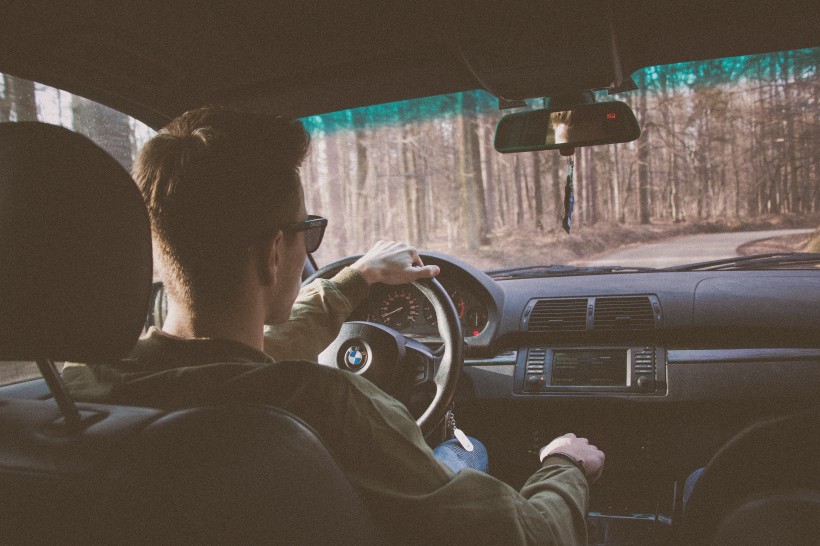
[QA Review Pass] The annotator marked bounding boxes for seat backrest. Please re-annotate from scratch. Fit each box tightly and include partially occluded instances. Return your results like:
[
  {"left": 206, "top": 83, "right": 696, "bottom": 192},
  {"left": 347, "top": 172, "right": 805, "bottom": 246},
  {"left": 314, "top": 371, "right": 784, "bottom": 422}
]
[
  {"left": 0, "top": 398, "right": 379, "bottom": 545},
  {"left": 682, "top": 404, "right": 820, "bottom": 545},
  {"left": 0, "top": 122, "right": 151, "bottom": 362},
  {"left": 0, "top": 121, "right": 380, "bottom": 544},
  {"left": 710, "top": 489, "right": 820, "bottom": 546}
]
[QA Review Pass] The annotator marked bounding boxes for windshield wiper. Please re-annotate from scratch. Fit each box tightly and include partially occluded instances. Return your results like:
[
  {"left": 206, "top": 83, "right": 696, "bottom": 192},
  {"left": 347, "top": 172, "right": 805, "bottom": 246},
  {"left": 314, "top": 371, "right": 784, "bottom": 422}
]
[
  {"left": 660, "top": 252, "right": 820, "bottom": 272},
  {"left": 486, "top": 264, "right": 657, "bottom": 280}
]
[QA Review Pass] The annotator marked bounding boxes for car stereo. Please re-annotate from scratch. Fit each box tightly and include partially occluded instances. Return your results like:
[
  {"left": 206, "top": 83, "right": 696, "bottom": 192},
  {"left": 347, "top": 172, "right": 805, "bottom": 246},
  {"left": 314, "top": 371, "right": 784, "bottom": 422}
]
[{"left": 516, "top": 346, "right": 662, "bottom": 394}]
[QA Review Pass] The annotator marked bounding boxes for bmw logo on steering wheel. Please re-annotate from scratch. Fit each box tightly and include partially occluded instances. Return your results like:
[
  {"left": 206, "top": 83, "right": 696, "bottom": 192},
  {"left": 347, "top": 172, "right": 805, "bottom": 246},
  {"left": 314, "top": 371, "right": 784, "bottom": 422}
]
[{"left": 343, "top": 345, "right": 369, "bottom": 372}]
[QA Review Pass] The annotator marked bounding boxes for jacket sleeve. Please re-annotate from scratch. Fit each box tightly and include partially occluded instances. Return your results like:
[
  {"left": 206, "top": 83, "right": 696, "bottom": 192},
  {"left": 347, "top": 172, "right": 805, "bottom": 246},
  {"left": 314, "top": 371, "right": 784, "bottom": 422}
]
[
  {"left": 300, "top": 368, "right": 590, "bottom": 545},
  {"left": 516, "top": 457, "right": 590, "bottom": 544},
  {"left": 263, "top": 267, "right": 370, "bottom": 361},
  {"left": 388, "top": 455, "right": 589, "bottom": 545},
  {"left": 214, "top": 360, "right": 589, "bottom": 545}
]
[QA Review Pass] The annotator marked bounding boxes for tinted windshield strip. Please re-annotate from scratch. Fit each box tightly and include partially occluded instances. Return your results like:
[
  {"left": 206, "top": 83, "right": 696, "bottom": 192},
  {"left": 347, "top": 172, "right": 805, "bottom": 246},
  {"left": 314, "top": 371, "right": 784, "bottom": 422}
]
[{"left": 465, "top": 351, "right": 518, "bottom": 366}]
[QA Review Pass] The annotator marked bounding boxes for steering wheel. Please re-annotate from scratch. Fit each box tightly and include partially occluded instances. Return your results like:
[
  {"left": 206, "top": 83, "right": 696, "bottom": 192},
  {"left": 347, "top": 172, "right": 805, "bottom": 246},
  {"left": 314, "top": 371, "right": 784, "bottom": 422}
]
[{"left": 304, "top": 256, "right": 464, "bottom": 436}]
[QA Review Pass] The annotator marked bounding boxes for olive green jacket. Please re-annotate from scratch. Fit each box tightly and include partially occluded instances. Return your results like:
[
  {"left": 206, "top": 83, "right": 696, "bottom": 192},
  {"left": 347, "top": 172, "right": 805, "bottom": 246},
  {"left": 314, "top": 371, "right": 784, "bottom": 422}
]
[{"left": 64, "top": 267, "right": 588, "bottom": 545}]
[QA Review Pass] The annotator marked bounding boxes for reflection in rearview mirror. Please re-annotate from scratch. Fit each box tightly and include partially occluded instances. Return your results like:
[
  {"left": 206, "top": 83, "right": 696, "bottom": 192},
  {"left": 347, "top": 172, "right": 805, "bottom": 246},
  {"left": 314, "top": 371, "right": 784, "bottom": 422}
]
[{"left": 494, "top": 101, "right": 641, "bottom": 153}]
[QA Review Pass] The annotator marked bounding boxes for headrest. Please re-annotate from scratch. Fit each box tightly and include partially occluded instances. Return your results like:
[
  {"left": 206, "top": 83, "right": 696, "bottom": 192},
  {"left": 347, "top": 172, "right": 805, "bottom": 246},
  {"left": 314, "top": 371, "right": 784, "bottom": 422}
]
[{"left": 0, "top": 122, "right": 152, "bottom": 361}]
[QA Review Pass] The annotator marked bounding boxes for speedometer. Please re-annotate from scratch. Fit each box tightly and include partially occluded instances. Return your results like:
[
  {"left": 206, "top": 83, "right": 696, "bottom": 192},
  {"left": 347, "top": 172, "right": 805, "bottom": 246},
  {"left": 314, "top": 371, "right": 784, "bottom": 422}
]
[{"left": 377, "top": 288, "right": 420, "bottom": 329}]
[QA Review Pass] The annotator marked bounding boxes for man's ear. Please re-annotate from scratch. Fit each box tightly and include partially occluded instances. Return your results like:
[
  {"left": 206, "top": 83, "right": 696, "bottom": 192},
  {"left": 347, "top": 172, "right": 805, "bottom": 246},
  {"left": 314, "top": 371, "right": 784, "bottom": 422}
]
[{"left": 254, "top": 231, "right": 283, "bottom": 286}]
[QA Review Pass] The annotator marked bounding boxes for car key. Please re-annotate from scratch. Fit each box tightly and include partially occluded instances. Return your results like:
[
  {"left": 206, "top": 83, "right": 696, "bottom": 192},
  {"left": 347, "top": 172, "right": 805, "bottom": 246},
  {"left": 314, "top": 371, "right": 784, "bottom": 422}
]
[
  {"left": 453, "top": 427, "right": 474, "bottom": 452},
  {"left": 446, "top": 410, "right": 474, "bottom": 452}
]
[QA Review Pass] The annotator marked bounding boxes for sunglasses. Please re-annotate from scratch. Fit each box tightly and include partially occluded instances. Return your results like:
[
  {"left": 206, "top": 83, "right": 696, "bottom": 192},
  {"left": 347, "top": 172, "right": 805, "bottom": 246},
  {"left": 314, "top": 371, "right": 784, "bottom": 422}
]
[{"left": 279, "top": 214, "right": 328, "bottom": 253}]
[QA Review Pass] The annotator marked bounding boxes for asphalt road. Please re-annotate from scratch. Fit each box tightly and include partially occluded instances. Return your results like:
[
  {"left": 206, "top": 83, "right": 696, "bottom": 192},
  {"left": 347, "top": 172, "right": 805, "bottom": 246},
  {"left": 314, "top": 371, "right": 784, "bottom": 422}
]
[{"left": 582, "top": 229, "right": 814, "bottom": 269}]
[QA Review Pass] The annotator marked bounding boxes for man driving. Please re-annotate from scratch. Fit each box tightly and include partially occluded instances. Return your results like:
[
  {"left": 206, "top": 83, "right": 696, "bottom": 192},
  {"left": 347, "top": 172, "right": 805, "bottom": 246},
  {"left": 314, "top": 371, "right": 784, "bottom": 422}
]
[
  {"left": 65, "top": 106, "right": 604, "bottom": 545},
  {"left": 261, "top": 239, "right": 439, "bottom": 362}
]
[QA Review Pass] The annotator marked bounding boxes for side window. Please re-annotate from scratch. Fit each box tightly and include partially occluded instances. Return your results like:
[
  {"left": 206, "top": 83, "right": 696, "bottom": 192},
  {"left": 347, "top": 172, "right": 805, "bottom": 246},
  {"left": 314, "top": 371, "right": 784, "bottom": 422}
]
[
  {"left": 1, "top": 73, "right": 156, "bottom": 386},
  {"left": 0, "top": 73, "right": 155, "bottom": 170},
  {"left": 0, "top": 363, "right": 45, "bottom": 386}
]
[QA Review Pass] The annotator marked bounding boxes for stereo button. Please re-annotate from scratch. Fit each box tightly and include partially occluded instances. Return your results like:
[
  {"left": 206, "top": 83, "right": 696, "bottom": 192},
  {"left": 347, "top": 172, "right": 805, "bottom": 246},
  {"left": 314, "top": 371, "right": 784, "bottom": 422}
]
[
  {"left": 525, "top": 374, "right": 544, "bottom": 390},
  {"left": 636, "top": 375, "right": 654, "bottom": 392}
]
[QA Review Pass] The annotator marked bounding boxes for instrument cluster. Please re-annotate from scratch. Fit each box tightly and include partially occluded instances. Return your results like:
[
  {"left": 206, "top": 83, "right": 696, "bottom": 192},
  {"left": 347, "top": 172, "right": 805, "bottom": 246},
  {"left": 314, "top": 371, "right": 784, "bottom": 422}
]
[{"left": 352, "top": 281, "right": 489, "bottom": 339}]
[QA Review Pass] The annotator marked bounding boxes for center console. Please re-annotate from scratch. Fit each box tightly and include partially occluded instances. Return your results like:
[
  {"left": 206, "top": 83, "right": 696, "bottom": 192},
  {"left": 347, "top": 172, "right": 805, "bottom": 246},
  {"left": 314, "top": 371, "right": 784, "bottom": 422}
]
[{"left": 513, "top": 346, "right": 666, "bottom": 395}]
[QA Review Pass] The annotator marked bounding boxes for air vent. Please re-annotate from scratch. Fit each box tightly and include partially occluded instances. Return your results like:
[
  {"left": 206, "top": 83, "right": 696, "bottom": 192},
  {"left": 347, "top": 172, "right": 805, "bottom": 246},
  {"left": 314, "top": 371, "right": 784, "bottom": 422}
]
[
  {"left": 526, "top": 348, "right": 547, "bottom": 375},
  {"left": 593, "top": 297, "right": 656, "bottom": 331},
  {"left": 526, "top": 299, "right": 588, "bottom": 332}
]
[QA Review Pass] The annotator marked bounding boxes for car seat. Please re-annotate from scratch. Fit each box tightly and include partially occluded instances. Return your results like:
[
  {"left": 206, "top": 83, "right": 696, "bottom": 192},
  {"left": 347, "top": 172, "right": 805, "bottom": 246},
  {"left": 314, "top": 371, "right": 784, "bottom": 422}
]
[{"left": 680, "top": 404, "right": 820, "bottom": 545}]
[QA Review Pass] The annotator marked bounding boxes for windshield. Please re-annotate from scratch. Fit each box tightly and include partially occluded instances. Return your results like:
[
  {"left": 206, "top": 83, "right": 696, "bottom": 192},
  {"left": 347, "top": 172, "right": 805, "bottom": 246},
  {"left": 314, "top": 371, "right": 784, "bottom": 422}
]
[
  {"left": 2, "top": 48, "right": 817, "bottom": 275},
  {"left": 302, "top": 48, "right": 819, "bottom": 271}
]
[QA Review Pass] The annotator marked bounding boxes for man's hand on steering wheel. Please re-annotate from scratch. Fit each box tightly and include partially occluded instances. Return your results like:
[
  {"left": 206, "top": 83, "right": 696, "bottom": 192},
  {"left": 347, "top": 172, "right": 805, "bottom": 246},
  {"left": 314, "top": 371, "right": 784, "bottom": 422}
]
[
  {"left": 351, "top": 240, "right": 440, "bottom": 285},
  {"left": 308, "top": 246, "right": 463, "bottom": 437}
]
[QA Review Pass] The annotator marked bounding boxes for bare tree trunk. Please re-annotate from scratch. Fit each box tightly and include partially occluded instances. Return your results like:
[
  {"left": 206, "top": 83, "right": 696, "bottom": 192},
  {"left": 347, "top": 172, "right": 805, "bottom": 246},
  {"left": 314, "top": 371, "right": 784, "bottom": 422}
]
[
  {"left": 780, "top": 51, "right": 801, "bottom": 213},
  {"left": 401, "top": 123, "right": 419, "bottom": 243},
  {"left": 478, "top": 120, "right": 496, "bottom": 232},
  {"left": 417, "top": 153, "right": 430, "bottom": 246},
  {"left": 352, "top": 110, "right": 369, "bottom": 248},
  {"left": 496, "top": 153, "right": 508, "bottom": 226},
  {"left": 456, "top": 93, "right": 489, "bottom": 250},
  {"left": 532, "top": 152, "right": 544, "bottom": 230},
  {"left": 325, "top": 134, "right": 348, "bottom": 256},
  {"left": 584, "top": 146, "right": 598, "bottom": 224},
  {"left": 609, "top": 146, "right": 622, "bottom": 223},
  {"left": 514, "top": 156, "right": 525, "bottom": 226},
  {"left": 636, "top": 73, "right": 652, "bottom": 225},
  {"left": 0, "top": 74, "right": 14, "bottom": 121},
  {"left": 465, "top": 93, "right": 489, "bottom": 246},
  {"left": 7, "top": 76, "right": 38, "bottom": 121},
  {"left": 72, "top": 96, "right": 132, "bottom": 169}
]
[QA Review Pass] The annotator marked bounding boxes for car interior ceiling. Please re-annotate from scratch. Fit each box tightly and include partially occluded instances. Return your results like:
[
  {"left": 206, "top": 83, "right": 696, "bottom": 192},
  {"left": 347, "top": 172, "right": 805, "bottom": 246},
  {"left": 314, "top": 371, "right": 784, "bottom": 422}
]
[
  {"left": 0, "top": 1, "right": 818, "bottom": 545},
  {"left": 0, "top": 0, "right": 816, "bottom": 127}
]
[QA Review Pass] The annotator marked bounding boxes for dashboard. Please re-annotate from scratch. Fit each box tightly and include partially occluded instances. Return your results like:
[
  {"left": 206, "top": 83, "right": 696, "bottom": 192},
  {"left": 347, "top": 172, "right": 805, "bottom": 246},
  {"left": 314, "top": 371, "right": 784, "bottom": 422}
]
[
  {"left": 357, "top": 252, "right": 820, "bottom": 517},
  {"left": 339, "top": 252, "right": 820, "bottom": 405}
]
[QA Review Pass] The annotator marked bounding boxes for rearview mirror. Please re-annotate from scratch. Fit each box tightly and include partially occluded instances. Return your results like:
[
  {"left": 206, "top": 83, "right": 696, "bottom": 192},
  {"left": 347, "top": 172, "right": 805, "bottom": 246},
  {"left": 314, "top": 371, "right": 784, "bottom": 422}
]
[{"left": 494, "top": 101, "right": 640, "bottom": 153}]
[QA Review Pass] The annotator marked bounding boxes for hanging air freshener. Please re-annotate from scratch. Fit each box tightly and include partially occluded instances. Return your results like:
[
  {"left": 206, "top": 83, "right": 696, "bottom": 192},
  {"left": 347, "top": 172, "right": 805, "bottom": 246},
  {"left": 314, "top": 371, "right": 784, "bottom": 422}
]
[{"left": 561, "top": 153, "right": 575, "bottom": 234}]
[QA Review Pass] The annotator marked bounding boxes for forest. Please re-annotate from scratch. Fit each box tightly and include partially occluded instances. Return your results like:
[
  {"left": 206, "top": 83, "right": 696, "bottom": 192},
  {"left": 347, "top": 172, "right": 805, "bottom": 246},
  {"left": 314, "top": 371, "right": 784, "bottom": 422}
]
[{"left": 2, "top": 48, "right": 818, "bottom": 267}]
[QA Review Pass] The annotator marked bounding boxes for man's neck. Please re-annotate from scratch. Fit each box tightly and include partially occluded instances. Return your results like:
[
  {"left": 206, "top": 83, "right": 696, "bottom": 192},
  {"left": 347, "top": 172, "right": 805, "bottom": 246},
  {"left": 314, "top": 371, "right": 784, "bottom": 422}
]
[{"left": 162, "top": 298, "right": 265, "bottom": 352}]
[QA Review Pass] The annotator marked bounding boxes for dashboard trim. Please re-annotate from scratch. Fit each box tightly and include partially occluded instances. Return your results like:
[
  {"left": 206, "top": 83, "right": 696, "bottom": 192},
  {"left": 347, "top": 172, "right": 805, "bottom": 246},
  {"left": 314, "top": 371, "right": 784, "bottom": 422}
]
[{"left": 668, "top": 348, "right": 820, "bottom": 363}]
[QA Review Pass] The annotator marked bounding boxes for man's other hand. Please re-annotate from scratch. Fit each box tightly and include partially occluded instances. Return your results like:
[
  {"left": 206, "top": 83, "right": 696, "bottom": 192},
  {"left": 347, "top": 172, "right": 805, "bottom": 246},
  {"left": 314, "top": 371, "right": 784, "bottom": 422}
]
[
  {"left": 539, "top": 433, "right": 605, "bottom": 484},
  {"left": 352, "top": 240, "right": 440, "bottom": 285}
]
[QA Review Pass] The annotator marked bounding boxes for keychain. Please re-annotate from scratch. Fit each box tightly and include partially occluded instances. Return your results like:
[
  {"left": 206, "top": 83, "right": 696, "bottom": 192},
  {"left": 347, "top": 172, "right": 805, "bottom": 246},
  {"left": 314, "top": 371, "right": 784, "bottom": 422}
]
[
  {"left": 558, "top": 148, "right": 575, "bottom": 233},
  {"left": 446, "top": 410, "right": 474, "bottom": 452}
]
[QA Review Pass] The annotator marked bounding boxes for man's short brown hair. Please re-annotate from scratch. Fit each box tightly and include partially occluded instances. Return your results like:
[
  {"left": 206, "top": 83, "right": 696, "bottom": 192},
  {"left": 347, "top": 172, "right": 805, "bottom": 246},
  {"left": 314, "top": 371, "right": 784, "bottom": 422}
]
[{"left": 132, "top": 106, "right": 310, "bottom": 308}]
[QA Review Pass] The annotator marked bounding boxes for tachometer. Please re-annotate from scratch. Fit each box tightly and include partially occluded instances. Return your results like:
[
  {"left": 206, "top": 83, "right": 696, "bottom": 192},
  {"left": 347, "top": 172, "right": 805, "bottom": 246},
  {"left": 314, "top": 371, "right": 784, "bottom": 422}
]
[
  {"left": 423, "top": 288, "right": 487, "bottom": 337},
  {"left": 378, "top": 288, "right": 420, "bottom": 329},
  {"left": 423, "top": 288, "right": 464, "bottom": 326}
]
